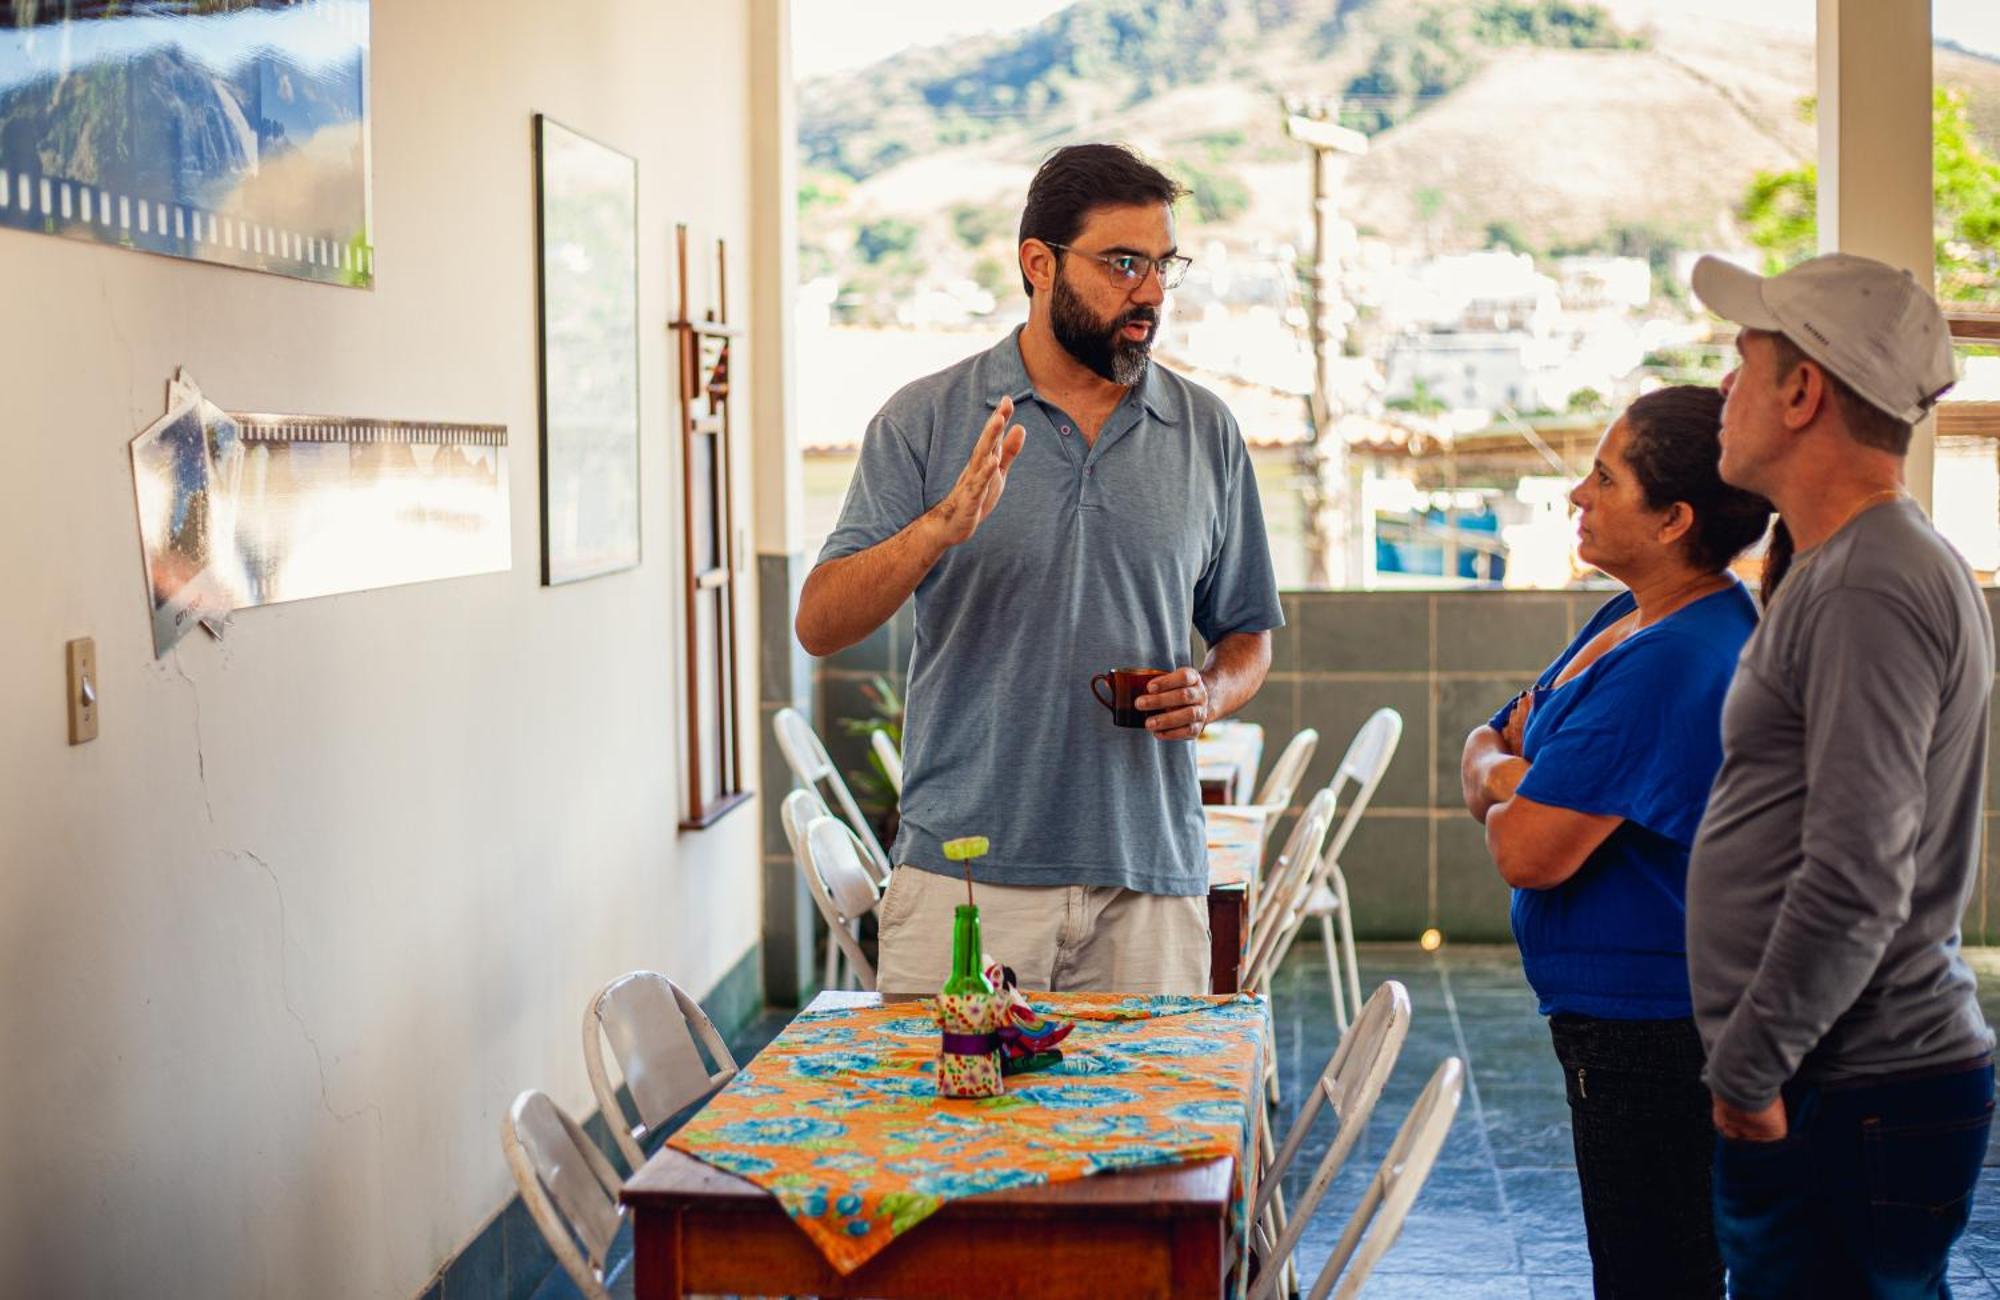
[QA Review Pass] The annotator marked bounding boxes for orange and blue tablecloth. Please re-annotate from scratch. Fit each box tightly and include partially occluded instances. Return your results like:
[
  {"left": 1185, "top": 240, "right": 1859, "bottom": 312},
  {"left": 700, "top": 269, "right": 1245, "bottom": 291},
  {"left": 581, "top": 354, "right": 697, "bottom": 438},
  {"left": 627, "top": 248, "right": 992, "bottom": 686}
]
[
  {"left": 668, "top": 992, "right": 1267, "bottom": 1277},
  {"left": 1206, "top": 806, "right": 1266, "bottom": 890},
  {"left": 1198, "top": 721, "right": 1266, "bottom": 804}
]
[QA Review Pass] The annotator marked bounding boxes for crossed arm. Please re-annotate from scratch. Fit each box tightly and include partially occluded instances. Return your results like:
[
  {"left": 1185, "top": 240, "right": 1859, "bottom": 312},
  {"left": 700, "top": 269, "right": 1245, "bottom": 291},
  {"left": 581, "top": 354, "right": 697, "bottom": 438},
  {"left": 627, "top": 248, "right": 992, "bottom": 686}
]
[{"left": 1460, "top": 710, "right": 1621, "bottom": 891}]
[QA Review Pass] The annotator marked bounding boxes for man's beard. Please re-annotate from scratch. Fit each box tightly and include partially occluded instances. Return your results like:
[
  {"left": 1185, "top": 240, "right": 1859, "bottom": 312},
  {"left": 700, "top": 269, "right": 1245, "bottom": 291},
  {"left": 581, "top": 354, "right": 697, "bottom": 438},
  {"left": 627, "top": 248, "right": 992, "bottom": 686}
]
[{"left": 1050, "top": 271, "right": 1157, "bottom": 387}]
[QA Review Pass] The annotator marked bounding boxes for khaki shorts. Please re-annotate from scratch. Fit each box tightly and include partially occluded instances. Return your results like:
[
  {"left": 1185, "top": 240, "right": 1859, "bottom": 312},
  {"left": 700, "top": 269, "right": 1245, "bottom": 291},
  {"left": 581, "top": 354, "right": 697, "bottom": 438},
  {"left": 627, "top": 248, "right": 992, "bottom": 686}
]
[{"left": 874, "top": 865, "right": 1211, "bottom": 996}]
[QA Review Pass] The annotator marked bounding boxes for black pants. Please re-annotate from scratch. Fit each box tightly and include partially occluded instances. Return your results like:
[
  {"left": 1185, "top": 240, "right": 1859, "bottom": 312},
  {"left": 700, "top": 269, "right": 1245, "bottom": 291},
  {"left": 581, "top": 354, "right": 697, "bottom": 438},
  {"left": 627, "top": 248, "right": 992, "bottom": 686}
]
[{"left": 1549, "top": 1014, "right": 1724, "bottom": 1299}]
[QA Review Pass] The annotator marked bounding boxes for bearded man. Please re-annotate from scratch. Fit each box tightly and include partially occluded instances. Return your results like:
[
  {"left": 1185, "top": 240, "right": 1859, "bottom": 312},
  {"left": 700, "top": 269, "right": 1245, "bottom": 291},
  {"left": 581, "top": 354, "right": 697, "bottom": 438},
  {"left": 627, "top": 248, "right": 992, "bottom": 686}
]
[{"left": 796, "top": 143, "right": 1283, "bottom": 995}]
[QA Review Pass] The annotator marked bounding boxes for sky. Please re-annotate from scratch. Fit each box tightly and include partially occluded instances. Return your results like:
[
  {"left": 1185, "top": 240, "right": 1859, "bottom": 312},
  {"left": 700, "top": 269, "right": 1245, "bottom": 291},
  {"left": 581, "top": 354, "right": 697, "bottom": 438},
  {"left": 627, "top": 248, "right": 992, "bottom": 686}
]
[
  {"left": 791, "top": 0, "right": 1073, "bottom": 80},
  {"left": 791, "top": 0, "right": 2000, "bottom": 81}
]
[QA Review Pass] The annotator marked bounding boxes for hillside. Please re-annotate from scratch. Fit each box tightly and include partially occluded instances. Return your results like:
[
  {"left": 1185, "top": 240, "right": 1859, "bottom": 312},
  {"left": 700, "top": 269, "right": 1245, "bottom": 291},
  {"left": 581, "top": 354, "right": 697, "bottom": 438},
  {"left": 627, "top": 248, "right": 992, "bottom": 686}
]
[{"left": 796, "top": 0, "right": 2000, "bottom": 322}]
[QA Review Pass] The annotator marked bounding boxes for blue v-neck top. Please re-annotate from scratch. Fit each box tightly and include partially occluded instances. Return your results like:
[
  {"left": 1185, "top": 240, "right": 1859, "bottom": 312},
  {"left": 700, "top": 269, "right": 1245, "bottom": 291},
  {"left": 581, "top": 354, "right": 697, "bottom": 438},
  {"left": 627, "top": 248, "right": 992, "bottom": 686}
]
[{"left": 1487, "top": 582, "right": 1759, "bottom": 1018}]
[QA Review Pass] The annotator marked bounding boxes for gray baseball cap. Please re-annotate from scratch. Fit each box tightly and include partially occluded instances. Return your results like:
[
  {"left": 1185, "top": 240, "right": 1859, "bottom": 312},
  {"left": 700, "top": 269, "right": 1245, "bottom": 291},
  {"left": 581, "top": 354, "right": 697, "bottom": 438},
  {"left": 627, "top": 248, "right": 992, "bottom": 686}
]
[{"left": 1691, "top": 252, "right": 1957, "bottom": 423}]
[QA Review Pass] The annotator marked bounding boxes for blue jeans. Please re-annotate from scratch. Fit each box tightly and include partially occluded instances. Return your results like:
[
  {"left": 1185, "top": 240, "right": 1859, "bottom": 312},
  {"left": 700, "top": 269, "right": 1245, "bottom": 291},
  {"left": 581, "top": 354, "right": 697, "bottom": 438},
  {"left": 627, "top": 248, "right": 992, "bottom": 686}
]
[{"left": 1714, "top": 1058, "right": 1993, "bottom": 1299}]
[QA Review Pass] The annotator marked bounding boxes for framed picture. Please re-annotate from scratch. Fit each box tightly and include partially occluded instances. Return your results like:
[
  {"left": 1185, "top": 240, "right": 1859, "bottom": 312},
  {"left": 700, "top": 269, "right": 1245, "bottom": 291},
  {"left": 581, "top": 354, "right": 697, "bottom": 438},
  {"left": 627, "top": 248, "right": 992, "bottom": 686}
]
[
  {"left": 534, "top": 115, "right": 640, "bottom": 584},
  {"left": 0, "top": 0, "right": 375, "bottom": 287}
]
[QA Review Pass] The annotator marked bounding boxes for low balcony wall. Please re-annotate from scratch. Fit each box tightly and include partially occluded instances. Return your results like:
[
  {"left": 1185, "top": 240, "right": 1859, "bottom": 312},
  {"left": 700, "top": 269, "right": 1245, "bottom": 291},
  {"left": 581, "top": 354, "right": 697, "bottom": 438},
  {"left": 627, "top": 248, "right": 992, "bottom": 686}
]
[{"left": 811, "top": 589, "right": 2000, "bottom": 947}]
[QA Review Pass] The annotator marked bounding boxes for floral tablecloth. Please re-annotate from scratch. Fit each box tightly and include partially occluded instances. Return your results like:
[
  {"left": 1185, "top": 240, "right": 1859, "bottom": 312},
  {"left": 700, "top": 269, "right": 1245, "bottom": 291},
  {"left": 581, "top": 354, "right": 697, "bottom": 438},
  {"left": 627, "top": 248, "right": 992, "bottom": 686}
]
[
  {"left": 668, "top": 993, "right": 1267, "bottom": 1278},
  {"left": 1197, "top": 721, "right": 1265, "bottom": 804},
  {"left": 1206, "top": 806, "right": 1266, "bottom": 890}
]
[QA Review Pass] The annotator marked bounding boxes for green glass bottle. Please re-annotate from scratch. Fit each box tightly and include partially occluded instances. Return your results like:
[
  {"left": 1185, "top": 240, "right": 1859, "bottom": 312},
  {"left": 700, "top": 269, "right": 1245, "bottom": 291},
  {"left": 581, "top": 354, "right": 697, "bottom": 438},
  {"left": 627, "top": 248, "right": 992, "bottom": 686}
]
[{"left": 941, "top": 904, "right": 992, "bottom": 999}]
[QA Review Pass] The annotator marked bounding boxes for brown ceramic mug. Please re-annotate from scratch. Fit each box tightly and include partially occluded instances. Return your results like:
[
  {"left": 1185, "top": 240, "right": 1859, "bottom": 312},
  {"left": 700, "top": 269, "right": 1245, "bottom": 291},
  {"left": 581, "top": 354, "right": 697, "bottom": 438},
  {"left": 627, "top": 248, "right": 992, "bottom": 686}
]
[{"left": 1091, "top": 667, "right": 1167, "bottom": 729}]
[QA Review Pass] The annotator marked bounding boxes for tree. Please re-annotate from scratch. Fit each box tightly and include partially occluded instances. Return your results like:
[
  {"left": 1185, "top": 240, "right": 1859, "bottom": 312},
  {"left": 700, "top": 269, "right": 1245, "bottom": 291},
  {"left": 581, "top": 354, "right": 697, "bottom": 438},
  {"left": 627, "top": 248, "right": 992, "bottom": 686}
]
[
  {"left": 854, "top": 219, "right": 919, "bottom": 266},
  {"left": 1178, "top": 163, "right": 1250, "bottom": 224},
  {"left": 1485, "top": 219, "right": 1531, "bottom": 254},
  {"left": 1739, "top": 89, "right": 2000, "bottom": 304}
]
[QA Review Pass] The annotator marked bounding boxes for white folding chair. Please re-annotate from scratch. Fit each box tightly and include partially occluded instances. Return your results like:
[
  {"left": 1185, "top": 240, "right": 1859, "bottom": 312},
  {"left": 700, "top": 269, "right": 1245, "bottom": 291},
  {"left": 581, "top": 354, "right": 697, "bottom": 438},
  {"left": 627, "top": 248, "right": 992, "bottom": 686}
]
[
  {"left": 773, "top": 706, "right": 891, "bottom": 884},
  {"left": 802, "top": 813, "right": 882, "bottom": 991},
  {"left": 501, "top": 1090, "right": 632, "bottom": 1300},
  {"left": 780, "top": 786, "right": 826, "bottom": 861},
  {"left": 1248, "top": 981, "right": 1412, "bottom": 1300},
  {"left": 582, "top": 972, "right": 738, "bottom": 1173},
  {"left": 1283, "top": 708, "right": 1404, "bottom": 1031},
  {"left": 1305, "top": 1057, "right": 1466, "bottom": 1299},
  {"left": 1252, "top": 726, "right": 1320, "bottom": 813},
  {"left": 1240, "top": 786, "right": 1339, "bottom": 997},
  {"left": 781, "top": 790, "right": 872, "bottom": 991},
  {"left": 1211, "top": 727, "right": 1320, "bottom": 848},
  {"left": 871, "top": 728, "right": 904, "bottom": 796}
]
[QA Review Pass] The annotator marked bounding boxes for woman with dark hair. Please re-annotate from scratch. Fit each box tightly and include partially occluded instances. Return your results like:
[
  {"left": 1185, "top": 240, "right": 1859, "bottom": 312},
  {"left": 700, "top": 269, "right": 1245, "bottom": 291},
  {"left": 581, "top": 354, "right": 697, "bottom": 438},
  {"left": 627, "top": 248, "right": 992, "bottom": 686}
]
[{"left": 1459, "top": 385, "right": 1772, "bottom": 1297}]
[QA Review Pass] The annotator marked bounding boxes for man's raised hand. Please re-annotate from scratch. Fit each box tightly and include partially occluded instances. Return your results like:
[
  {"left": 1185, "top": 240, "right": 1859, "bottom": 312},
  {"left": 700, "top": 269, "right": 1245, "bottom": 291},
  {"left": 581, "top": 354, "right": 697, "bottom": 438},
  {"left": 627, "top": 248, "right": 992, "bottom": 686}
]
[{"left": 926, "top": 396, "right": 1027, "bottom": 549}]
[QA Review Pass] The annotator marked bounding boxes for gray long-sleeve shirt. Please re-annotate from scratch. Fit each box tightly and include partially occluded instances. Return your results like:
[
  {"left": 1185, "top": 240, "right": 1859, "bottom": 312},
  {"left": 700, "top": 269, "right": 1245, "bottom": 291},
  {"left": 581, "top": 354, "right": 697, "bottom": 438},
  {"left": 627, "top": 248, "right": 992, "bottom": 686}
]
[{"left": 1688, "top": 499, "right": 1994, "bottom": 1110}]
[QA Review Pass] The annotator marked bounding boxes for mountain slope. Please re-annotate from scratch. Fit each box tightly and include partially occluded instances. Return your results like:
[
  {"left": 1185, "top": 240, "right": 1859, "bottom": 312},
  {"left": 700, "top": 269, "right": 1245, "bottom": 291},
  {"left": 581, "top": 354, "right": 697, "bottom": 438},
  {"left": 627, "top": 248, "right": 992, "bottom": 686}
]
[{"left": 797, "top": 0, "right": 2000, "bottom": 322}]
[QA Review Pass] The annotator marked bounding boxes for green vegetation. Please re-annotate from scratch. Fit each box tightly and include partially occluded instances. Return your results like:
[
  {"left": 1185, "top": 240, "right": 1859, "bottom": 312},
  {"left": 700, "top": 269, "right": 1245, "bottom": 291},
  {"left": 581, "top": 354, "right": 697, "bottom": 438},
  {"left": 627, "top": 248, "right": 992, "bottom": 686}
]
[
  {"left": 1193, "top": 129, "right": 1248, "bottom": 163},
  {"left": 1387, "top": 380, "right": 1449, "bottom": 415},
  {"left": 802, "top": 0, "right": 1248, "bottom": 182},
  {"left": 854, "top": 218, "right": 919, "bottom": 265},
  {"left": 1176, "top": 162, "right": 1251, "bottom": 224},
  {"left": 1640, "top": 345, "right": 1731, "bottom": 385},
  {"left": 1740, "top": 89, "right": 2000, "bottom": 303},
  {"left": 950, "top": 204, "right": 1010, "bottom": 248},
  {"left": 1485, "top": 219, "right": 1532, "bottom": 254},
  {"left": 835, "top": 676, "right": 904, "bottom": 836},
  {"left": 1341, "top": 12, "right": 1474, "bottom": 136},
  {"left": 1342, "top": 0, "right": 1640, "bottom": 136},
  {"left": 1473, "top": 1, "right": 1645, "bottom": 50},
  {"left": 798, "top": 171, "right": 850, "bottom": 217},
  {"left": 972, "top": 255, "right": 1014, "bottom": 298},
  {"left": 1550, "top": 221, "right": 1691, "bottom": 303}
]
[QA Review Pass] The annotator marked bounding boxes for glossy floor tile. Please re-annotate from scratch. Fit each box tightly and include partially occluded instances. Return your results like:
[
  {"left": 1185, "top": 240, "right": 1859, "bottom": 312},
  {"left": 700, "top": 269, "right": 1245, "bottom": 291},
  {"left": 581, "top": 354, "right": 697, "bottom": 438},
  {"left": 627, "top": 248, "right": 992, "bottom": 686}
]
[{"left": 1267, "top": 943, "right": 2000, "bottom": 1296}]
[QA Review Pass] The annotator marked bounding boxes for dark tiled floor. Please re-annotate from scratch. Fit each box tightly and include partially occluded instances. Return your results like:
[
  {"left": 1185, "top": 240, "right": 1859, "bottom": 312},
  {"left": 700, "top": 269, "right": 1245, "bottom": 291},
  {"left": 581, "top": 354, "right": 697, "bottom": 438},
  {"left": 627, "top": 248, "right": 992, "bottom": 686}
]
[
  {"left": 568, "top": 945, "right": 2000, "bottom": 1297},
  {"left": 1267, "top": 942, "right": 2000, "bottom": 1296}
]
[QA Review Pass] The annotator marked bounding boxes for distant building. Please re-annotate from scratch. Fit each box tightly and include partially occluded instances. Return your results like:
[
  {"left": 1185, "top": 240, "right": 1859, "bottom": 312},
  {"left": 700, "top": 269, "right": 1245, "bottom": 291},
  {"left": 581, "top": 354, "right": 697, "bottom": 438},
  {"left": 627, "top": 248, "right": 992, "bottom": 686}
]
[
  {"left": 1553, "top": 256, "right": 1651, "bottom": 312},
  {"left": 1382, "top": 329, "right": 1567, "bottom": 412},
  {"left": 1366, "top": 250, "right": 1561, "bottom": 335}
]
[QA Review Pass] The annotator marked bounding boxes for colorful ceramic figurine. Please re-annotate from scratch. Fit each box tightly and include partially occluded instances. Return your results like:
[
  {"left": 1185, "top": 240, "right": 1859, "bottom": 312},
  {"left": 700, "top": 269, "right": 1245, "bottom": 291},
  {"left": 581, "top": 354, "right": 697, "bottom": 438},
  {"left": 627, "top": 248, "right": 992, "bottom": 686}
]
[{"left": 984, "top": 959, "right": 1073, "bottom": 1074}]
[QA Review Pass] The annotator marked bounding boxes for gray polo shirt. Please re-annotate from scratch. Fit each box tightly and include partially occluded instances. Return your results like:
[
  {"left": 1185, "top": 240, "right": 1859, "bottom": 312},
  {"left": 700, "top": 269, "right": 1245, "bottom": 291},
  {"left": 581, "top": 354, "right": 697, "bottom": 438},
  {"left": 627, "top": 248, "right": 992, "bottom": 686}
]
[
  {"left": 1688, "top": 499, "right": 1994, "bottom": 1109},
  {"left": 818, "top": 327, "right": 1283, "bottom": 895}
]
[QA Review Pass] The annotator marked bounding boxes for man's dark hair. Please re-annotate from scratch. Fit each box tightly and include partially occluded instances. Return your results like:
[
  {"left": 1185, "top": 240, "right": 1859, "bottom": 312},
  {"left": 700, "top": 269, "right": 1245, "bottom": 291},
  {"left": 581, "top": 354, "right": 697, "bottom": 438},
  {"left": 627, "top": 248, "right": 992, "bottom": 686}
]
[
  {"left": 1620, "top": 385, "right": 1774, "bottom": 574},
  {"left": 1017, "top": 143, "right": 1187, "bottom": 296},
  {"left": 1767, "top": 330, "right": 1913, "bottom": 455}
]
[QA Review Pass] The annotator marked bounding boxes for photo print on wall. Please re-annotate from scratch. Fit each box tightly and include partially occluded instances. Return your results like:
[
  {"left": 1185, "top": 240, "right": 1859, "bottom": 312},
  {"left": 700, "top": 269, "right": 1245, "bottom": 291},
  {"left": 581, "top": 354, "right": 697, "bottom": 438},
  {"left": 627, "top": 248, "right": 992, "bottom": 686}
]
[
  {"left": 0, "top": 0, "right": 374, "bottom": 287},
  {"left": 534, "top": 114, "right": 641, "bottom": 584},
  {"left": 131, "top": 372, "right": 512, "bottom": 658}
]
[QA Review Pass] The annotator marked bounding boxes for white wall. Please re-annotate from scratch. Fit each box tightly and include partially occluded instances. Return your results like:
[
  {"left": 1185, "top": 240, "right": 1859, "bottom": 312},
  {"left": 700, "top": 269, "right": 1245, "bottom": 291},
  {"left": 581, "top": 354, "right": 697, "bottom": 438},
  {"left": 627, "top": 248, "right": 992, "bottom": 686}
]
[{"left": 0, "top": 2, "right": 763, "bottom": 1296}]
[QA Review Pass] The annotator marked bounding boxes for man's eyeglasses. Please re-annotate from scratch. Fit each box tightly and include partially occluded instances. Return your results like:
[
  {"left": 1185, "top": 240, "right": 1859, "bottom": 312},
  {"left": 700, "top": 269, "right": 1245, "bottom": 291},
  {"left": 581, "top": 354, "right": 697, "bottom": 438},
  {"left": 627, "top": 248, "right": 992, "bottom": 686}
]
[{"left": 1044, "top": 242, "right": 1193, "bottom": 291}]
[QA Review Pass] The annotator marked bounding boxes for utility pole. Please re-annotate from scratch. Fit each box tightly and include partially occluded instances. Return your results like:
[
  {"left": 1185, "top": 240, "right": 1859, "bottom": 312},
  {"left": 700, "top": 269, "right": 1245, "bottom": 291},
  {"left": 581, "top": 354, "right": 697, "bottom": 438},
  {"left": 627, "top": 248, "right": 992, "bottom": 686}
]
[{"left": 1284, "top": 105, "right": 1368, "bottom": 588}]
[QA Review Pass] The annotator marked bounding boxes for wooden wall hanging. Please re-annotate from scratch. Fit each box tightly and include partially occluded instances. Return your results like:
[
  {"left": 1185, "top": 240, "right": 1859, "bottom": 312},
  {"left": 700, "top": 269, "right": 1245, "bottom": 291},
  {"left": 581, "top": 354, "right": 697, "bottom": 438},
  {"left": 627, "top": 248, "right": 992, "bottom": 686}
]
[{"left": 672, "top": 224, "right": 751, "bottom": 828}]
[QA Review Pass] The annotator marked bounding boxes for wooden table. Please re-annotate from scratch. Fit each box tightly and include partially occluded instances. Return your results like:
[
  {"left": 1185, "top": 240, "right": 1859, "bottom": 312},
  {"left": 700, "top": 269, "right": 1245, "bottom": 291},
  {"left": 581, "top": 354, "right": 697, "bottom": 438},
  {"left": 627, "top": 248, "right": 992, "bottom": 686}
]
[
  {"left": 624, "top": 993, "right": 1243, "bottom": 1299},
  {"left": 1197, "top": 722, "right": 1265, "bottom": 807},
  {"left": 1205, "top": 807, "right": 1264, "bottom": 996}
]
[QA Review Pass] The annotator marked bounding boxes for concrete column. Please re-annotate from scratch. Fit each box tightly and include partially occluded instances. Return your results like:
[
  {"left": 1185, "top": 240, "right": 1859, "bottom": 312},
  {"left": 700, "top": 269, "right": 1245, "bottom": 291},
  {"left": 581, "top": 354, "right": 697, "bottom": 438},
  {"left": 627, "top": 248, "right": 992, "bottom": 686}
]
[
  {"left": 1817, "top": 0, "right": 1936, "bottom": 507},
  {"left": 747, "top": 0, "right": 817, "bottom": 1005},
  {"left": 749, "top": 0, "right": 803, "bottom": 558}
]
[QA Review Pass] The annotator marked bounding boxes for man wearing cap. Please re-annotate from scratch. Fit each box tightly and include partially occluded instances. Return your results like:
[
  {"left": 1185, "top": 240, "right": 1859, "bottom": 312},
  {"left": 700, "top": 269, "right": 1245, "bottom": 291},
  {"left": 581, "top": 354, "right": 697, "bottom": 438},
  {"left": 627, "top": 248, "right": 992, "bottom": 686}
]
[{"left": 1686, "top": 251, "right": 1994, "bottom": 1294}]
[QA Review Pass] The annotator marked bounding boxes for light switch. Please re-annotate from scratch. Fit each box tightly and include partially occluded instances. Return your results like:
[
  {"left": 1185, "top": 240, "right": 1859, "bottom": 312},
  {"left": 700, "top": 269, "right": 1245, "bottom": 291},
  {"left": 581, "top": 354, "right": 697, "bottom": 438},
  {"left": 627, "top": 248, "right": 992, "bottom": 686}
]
[{"left": 67, "top": 637, "right": 98, "bottom": 744}]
